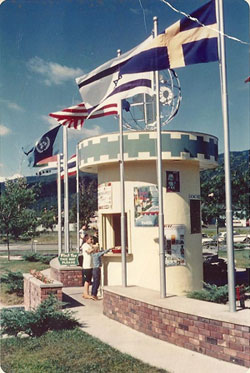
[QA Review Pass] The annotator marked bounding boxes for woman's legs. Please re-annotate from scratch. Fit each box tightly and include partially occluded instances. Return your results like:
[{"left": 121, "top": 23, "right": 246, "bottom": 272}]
[{"left": 82, "top": 269, "right": 93, "bottom": 298}]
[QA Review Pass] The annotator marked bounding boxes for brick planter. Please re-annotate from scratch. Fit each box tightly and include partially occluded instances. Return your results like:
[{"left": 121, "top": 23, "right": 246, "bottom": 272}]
[
  {"left": 23, "top": 273, "right": 63, "bottom": 311},
  {"left": 50, "top": 257, "right": 83, "bottom": 287},
  {"left": 103, "top": 288, "right": 250, "bottom": 368}
]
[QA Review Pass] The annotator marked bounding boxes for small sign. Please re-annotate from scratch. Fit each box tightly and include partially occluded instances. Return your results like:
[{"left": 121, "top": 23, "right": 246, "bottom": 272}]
[
  {"left": 58, "top": 253, "right": 79, "bottom": 266},
  {"left": 98, "top": 182, "right": 112, "bottom": 209}
]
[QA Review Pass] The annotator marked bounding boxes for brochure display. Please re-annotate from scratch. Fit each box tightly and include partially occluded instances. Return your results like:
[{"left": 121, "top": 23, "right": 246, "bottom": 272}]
[{"left": 164, "top": 225, "right": 185, "bottom": 266}]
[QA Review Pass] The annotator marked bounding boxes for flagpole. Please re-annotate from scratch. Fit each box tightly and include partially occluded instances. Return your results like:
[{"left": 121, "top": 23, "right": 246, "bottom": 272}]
[
  {"left": 117, "top": 49, "right": 127, "bottom": 287},
  {"left": 63, "top": 126, "right": 70, "bottom": 253},
  {"left": 215, "top": 0, "right": 236, "bottom": 312},
  {"left": 57, "top": 153, "right": 62, "bottom": 255},
  {"left": 154, "top": 16, "right": 166, "bottom": 298},
  {"left": 76, "top": 145, "right": 80, "bottom": 252}
]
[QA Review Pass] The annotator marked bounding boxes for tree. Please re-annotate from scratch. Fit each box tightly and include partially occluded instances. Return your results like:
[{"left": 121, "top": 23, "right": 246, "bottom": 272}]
[
  {"left": 0, "top": 178, "right": 40, "bottom": 260},
  {"left": 71, "top": 178, "right": 97, "bottom": 226},
  {"left": 40, "top": 207, "right": 57, "bottom": 232},
  {"left": 201, "top": 151, "right": 249, "bottom": 225}
]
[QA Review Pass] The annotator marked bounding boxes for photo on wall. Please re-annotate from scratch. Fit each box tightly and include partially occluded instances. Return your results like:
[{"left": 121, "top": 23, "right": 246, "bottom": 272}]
[
  {"left": 134, "top": 185, "right": 159, "bottom": 227},
  {"left": 166, "top": 171, "right": 180, "bottom": 192}
]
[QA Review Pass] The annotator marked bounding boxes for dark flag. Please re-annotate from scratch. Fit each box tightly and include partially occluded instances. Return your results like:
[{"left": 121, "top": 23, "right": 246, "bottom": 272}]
[{"left": 23, "top": 125, "right": 61, "bottom": 167}]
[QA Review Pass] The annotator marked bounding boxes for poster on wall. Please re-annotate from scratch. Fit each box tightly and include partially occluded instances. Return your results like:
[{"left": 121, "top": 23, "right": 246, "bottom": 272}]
[
  {"left": 134, "top": 186, "right": 159, "bottom": 227},
  {"left": 164, "top": 224, "right": 186, "bottom": 266},
  {"left": 98, "top": 182, "right": 112, "bottom": 209},
  {"left": 166, "top": 171, "right": 180, "bottom": 192}
]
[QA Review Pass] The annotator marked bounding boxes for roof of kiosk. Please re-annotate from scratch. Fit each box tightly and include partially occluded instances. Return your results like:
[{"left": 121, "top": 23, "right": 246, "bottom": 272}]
[{"left": 78, "top": 130, "right": 218, "bottom": 173}]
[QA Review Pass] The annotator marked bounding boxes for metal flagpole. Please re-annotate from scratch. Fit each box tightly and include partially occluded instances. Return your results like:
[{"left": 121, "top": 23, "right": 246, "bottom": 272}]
[
  {"left": 215, "top": 0, "right": 236, "bottom": 312},
  {"left": 154, "top": 16, "right": 166, "bottom": 298},
  {"left": 76, "top": 145, "right": 80, "bottom": 252},
  {"left": 117, "top": 48, "right": 127, "bottom": 287},
  {"left": 63, "top": 126, "right": 70, "bottom": 253},
  {"left": 57, "top": 153, "right": 62, "bottom": 255}
]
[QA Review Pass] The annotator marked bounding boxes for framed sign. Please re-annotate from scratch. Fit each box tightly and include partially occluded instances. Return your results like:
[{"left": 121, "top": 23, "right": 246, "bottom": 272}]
[
  {"left": 58, "top": 253, "right": 79, "bottom": 267},
  {"left": 166, "top": 171, "right": 180, "bottom": 192},
  {"left": 164, "top": 224, "right": 186, "bottom": 266},
  {"left": 134, "top": 186, "right": 159, "bottom": 227},
  {"left": 190, "top": 199, "right": 201, "bottom": 234}
]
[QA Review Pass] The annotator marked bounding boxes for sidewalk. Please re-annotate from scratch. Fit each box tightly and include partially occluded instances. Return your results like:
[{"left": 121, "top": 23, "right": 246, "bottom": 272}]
[{"left": 63, "top": 287, "right": 249, "bottom": 373}]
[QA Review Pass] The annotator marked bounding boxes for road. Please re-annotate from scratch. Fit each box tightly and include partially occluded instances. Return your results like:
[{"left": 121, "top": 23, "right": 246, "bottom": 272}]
[{"left": 0, "top": 243, "right": 64, "bottom": 253}]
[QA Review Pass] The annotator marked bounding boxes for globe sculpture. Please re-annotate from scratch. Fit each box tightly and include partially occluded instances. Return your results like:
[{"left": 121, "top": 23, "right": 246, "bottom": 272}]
[{"left": 122, "top": 69, "right": 182, "bottom": 131}]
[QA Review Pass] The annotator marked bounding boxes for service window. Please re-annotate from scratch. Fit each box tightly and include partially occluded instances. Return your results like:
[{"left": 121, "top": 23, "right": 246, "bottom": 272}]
[{"left": 102, "top": 213, "right": 128, "bottom": 250}]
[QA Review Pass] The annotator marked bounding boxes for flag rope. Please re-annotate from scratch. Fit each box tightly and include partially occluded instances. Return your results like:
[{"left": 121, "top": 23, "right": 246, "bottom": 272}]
[{"left": 160, "top": 0, "right": 249, "bottom": 45}]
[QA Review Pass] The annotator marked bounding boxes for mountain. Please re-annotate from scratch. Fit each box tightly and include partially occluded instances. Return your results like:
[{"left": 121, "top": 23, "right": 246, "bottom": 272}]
[{"left": 0, "top": 171, "right": 97, "bottom": 212}]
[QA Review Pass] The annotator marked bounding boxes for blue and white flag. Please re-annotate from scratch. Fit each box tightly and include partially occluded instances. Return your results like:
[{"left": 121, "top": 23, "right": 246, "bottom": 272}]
[
  {"left": 76, "top": 0, "right": 218, "bottom": 111},
  {"left": 120, "top": 0, "right": 218, "bottom": 75},
  {"left": 23, "top": 125, "right": 61, "bottom": 167}
]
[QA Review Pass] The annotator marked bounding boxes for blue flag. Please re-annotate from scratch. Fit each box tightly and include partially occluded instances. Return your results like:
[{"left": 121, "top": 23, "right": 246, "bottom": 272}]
[
  {"left": 120, "top": 1, "right": 218, "bottom": 75},
  {"left": 23, "top": 125, "right": 61, "bottom": 167}
]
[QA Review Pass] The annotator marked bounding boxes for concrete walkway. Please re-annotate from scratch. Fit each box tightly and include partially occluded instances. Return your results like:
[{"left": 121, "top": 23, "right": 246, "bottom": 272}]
[{"left": 63, "top": 287, "right": 249, "bottom": 373}]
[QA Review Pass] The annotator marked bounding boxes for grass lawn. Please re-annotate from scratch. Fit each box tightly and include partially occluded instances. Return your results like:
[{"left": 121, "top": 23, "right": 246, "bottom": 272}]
[
  {"left": 1, "top": 329, "right": 167, "bottom": 373},
  {"left": 0, "top": 256, "right": 50, "bottom": 305},
  {"left": 218, "top": 249, "right": 250, "bottom": 268}
]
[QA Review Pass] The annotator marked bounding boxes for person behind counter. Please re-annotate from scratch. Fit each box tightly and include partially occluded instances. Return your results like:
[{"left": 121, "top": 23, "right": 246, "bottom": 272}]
[
  {"left": 91, "top": 246, "right": 111, "bottom": 300},
  {"left": 82, "top": 234, "right": 94, "bottom": 299}
]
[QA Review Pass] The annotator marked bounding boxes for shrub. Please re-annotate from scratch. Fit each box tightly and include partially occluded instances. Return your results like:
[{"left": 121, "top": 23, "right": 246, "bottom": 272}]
[
  {"left": 23, "top": 252, "right": 57, "bottom": 264},
  {"left": 39, "top": 254, "right": 57, "bottom": 264},
  {"left": 22, "top": 253, "right": 41, "bottom": 262},
  {"left": 187, "top": 283, "right": 229, "bottom": 304},
  {"left": 0, "top": 295, "right": 81, "bottom": 337},
  {"left": 0, "top": 271, "right": 24, "bottom": 296}
]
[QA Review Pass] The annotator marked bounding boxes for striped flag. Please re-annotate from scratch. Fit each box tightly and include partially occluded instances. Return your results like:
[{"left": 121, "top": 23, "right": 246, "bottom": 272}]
[
  {"left": 61, "top": 154, "right": 77, "bottom": 179},
  {"left": 49, "top": 102, "right": 118, "bottom": 130},
  {"left": 36, "top": 154, "right": 77, "bottom": 178}
]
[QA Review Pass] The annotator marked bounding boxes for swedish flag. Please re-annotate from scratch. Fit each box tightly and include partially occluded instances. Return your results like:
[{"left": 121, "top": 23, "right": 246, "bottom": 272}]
[{"left": 120, "top": 1, "right": 218, "bottom": 74}]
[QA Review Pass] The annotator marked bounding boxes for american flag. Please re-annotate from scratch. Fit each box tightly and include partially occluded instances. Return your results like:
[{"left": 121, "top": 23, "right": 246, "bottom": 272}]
[{"left": 49, "top": 102, "right": 118, "bottom": 130}]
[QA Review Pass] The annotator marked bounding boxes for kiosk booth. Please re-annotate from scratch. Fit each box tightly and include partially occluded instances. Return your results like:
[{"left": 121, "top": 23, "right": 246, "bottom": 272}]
[{"left": 78, "top": 130, "right": 218, "bottom": 295}]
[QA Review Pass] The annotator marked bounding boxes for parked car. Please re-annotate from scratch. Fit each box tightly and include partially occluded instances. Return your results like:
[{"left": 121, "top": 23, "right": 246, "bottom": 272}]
[
  {"left": 218, "top": 231, "right": 250, "bottom": 243},
  {"left": 202, "top": 234, "right": 215, "bottom": 245}
]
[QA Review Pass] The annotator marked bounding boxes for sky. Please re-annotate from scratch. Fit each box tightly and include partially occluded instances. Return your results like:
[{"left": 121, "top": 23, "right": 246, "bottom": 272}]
[{"left": 0, "top": 0, "right": 249, "bottom": 181}]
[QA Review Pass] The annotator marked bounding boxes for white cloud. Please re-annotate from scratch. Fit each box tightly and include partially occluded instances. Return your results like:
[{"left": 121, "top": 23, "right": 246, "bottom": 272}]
[
  {"left": 0, "top": 124, "right": 11, "bottom": 136},
  {"left": 82, "top": 125, "right": 103, "bottom": 137},
  {"left": 67, "top": 124, "right": 103, "bottom": 140},
  {"left": 0, "top": 98, "right": 24, "bottom": 112},
  {"left": 27, "top": 57, "right": 84, "bottom": 86},
  {"left": 41, "top": 114, "right": 58, "bottom": 129},
  {"left": 0, "top": 173, "right": 24, "bottom": 183}
]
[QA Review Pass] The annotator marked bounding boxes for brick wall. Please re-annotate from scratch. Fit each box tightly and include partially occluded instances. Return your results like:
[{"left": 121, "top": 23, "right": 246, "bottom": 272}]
[
  {"left": 103, "top": 290, "right": 250, "bottom": 368},
  {"left": 23, "top": 274, "right": 63, "bottom": 311},
  {"left": 50, "top": 267, "right": 82, "bottom": 287}
]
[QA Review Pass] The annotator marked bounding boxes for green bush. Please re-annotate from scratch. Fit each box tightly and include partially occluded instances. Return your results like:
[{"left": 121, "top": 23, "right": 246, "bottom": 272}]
[
  {"left": 23, "top": 253, "right": 57, "bottom": 264},
  {"left": 0, "top": 270, "right": 24, "bottom": 296},
  {"left": 0, "top": 295, "right": 81, "bottom": 337},
  {"left": 22, "top": 253, "right": 41, "bottom": 262},
  {"left": 187, "top": 283, "right": 229, "bottom": 304}
]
